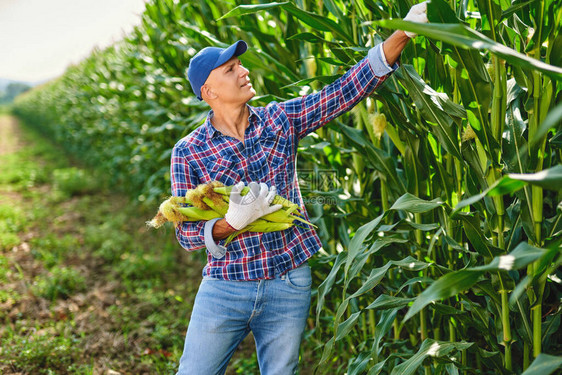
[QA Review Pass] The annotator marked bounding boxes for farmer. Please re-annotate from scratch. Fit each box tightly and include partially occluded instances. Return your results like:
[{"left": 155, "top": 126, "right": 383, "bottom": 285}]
[{"left": 172, "top": 3, "right": 428, "bottom": 374}]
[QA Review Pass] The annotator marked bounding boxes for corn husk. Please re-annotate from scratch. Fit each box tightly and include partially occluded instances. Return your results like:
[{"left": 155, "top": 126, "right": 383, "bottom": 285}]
[
  {"left": 370, "top": 112, "right": 387, "bottom": 140},
  {"left": 147, "top": 182, "right": 315, "bottom": 242}
]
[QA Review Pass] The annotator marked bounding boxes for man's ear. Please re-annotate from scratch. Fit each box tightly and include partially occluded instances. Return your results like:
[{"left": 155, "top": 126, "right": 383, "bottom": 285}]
[{"left": 201, "top": 84, "right": 217, "bottom": 100}]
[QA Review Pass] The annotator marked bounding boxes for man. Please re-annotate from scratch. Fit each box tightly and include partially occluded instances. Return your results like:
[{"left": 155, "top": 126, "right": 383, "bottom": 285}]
[{"left": 172, "top": 3, "right": 428, "bottom": 374}]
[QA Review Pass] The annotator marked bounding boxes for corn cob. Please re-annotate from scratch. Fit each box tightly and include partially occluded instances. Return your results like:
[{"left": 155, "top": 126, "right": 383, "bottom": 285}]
[
  {"left": 176, "top": 206, "right": 222, "bottom": 221},
  {"left": 212, "top": 185, "right": 300, "bottom": 212},
  {"left": 223, "top": 220, "right": 294, "bottom": 246},
  {"left": 148, "top": 182, "right": 316, "bottom": 242},
  {"left": 146, "top": 196, "right": 222, "bottom": 228}
]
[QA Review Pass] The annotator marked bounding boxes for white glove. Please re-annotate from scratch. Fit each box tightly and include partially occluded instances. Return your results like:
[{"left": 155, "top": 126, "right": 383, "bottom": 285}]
[
  {"left": 403, "top": 1, "right": 429, "bottom": 38},
  {"left": 224, "top": 181, "right": 282, "bottom": 230}
]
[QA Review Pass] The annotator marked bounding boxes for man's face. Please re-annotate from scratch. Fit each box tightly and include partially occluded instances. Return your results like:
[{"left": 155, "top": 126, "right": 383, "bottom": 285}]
[{"left": 203, "top": 56, "right": 255, "bottom": 104}]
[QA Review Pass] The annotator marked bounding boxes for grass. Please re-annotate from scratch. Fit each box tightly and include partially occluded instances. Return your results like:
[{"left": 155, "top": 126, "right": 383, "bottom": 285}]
[
  {"left": 0, "top": 117, "right": 199, "bottom": 373},
  {"left": 31, "top": 265, "right": 87, "bottom": 300},
  {"left": 1, "top": 326, "right": 90, "bottom": 375},
  {"left": 0, "top": 204, "right": 25, "bottom": 250},
  {"left": 0, "top": 115, "right": 297, "bottom": 374}
]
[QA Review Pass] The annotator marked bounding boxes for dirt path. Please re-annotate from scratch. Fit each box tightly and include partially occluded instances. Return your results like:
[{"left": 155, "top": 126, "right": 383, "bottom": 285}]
[
  {"left": 0, "top": 115, "right": 23, "bottom": 155},
  {"left": 0, "top": 115, "right": 26, "bottom": 207},
  {"left": 0, "top": 115, "right": 192, "bottom": 374},
  {"left": 0, "top": 115, "right": 284, "bottom": 375},
  {"left": 0, "top": 117, "right": 123, "bottom": 373}
]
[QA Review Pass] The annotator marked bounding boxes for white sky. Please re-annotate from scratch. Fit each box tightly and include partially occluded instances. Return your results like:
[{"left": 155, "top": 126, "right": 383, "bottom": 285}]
[{"left": 0, "top": 0, "right": 148, "bottom": 83}]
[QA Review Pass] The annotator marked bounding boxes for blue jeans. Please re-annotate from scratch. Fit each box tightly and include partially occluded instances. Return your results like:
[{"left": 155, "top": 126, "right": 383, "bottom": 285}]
[{"left": 177, "top": 263, "right": 312, "bottom": 375}]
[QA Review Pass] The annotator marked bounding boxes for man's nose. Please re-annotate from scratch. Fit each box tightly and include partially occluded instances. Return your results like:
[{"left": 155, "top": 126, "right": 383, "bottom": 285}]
[{"left": 239, "top": 65, "right": 249, "bottom": 77}]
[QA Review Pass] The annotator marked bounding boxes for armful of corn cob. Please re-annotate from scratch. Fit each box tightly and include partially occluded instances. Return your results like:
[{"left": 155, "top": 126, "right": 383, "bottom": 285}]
[{"left": 147, "top": 181, "right": 316, "bottom": 245}]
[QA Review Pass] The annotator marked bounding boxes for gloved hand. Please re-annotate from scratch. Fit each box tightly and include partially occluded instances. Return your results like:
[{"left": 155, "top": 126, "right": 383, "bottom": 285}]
[
  {"left": 403, "top": 1, "right": 429, "bottom": 38},
  {"left": 224, "top": 181, "right": 282, "bottom": 230}
]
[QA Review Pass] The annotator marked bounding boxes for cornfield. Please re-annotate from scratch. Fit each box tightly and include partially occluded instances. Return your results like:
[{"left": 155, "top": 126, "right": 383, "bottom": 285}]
[{"left": 12, "top": 0, "right": 562, "bottom": 374}]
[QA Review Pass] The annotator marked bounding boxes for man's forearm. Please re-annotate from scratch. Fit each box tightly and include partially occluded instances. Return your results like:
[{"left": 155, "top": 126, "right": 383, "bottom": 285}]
[
  {"left": 212, "top": 218, "right": 238, "bottom": 240},
  {"left": 382, "top": 30, "right": 411, "bottom": 66}
]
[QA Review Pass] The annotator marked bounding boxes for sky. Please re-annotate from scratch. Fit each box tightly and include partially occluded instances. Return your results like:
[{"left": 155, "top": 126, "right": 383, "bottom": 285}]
[{"left": 0, "top": 0, "right": 148, "bottom": 83}]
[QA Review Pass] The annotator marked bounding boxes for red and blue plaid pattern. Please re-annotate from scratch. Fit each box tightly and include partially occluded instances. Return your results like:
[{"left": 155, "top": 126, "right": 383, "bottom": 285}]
[{"left": 171, "top": 55, "right": 393, "bottom": 281}]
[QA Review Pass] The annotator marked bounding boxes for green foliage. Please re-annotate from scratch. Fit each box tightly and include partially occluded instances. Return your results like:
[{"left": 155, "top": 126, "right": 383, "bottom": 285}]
[
  {"left": 9, "top": 0, "right": 562, "bottom": 373},
  {"left": 232, "top": 351, "right": 260, "bottom": 374},
  {"left": 52, "top": 167, "right": 102, "bottom": 198},
  {"left": 0, "top": 155, "right": 48, "bottom": 188},
  {"left": 0, "top": 254, "right": 10, "bottom": 282},
  {"left": 84, "top": 221, "right": 134, "bottom": 263},
  {"left": 522, "top": 353, "right": 562, "bottom": 375},
  {"left": 0, "top": 82, "right": 31, "bottom": 104},
  {"left": 0, "top": 328, "right": 88, "bottom": 374},
  {"left": 30, "top": 234, "right": 81, "bottom": 268},
  {"left": 31, "top": 266, "right": 87, "bottom": 300},
  {"left": 0, "top": 203, "right": 25, "bottom": 250}
]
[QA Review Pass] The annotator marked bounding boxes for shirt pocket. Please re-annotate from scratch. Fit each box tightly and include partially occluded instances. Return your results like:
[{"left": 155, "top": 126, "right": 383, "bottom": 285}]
[
  {"left": 272, "top": 143, "right": 294, "bottom": 190},
  {"left": 206, "top": 157, "right": 241, "bottom": 186},
  {"left": 261, "top": 129, "right": 292, "bottom": 186}
]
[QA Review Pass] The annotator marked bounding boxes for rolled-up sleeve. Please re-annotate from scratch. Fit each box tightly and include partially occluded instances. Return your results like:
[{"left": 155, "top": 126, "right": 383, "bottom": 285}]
[
  {"left": 170, "top": 143, "right": 206, "bottom": 251},
  {"left": 368, "top": 43, "right": 398, "bottom": 77}
]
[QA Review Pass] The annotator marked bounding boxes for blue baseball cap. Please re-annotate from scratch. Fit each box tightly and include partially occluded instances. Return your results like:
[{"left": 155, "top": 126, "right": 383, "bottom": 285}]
[{"left": 187, "top": 40, "right": 248, "bottom": 100}]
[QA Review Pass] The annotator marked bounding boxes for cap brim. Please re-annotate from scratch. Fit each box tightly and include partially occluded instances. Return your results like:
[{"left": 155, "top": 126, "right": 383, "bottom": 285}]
[{"left": 212, "top": 40, "right": 248, "bottom": 69}]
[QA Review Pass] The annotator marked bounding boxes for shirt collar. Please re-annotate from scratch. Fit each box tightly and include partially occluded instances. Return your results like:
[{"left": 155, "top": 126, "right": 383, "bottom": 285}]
[{"left": 204, "top": 105, "right": 259, "bottom": 140}]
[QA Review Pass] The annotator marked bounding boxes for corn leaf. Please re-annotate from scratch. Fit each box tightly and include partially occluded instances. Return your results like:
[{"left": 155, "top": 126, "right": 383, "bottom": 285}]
[
  {"left": 217, "top": 2, "right": 289, "bottom": 20},
  {"left": 530, "top": 103, "right": 562, "bottom": 148},
  {"left": 399, "top": 65, "right": 465, "bottom": 160},
  {"left": 506, "top": 165, "right": 562, "bottom": 191},
  {"left": 454, "top": 164, "right": 562, "bottom": 217},
  {"left": 510, "top": 240, "right": 562, "bottom": 306},
  {"left": 404, "top": 270, "right": 484, "bottom": 321},
  {"left": 318, "top": 337, "right": 336, "bottom": 366},
  {"left": 335, "top": 311, "right": 362, "bottom": 341},
  {"left": 391, "top": 256, "right": 432, "bottom": 271},
  {"left": 344, "top": 212, "right": 386, "bottom": 275},
  {"left": 470, "top": 242, "right": 546, "bottom": 272},
  {"left": 366, "top": 237, "right": 410, "bottom": 256},
  {"left": 346, "top": 352, "right": 372, "bottom": 375},
  {"left": 521, "top": 353, "right": 562, "bottom": 375},
  {"left": 407, "top": 242, "right": 548, "bottom": 320},
  {"left": 348, "top": 263, "right": 391, "bottom": 299},
  {"left": 366, "top": 294, "right": 415, "bottom": 310},
  {"left": 372, "top": 309, "right": 399, "bottom": 360},
  {"left": 315, "top": 252, "right": 347, "bottom": 325},
  {"left": 282, "top": 3, "right": 354, "bottom": 43},
  {"left": 338, "top": 122, "right": 407, "bottom": 195},
  {"left": 411, "top": 0, "right": 497, "bottom": 159},
  {"left": 390, "top": 193, "right": 445, "bottom": 213},
  {"left": 455, "top": 212, "right": 503, "bottom": 257},
  {"left": 397, "top": 277, "right": 435, "bottom": 294},
  {"left": 376, "top": 20, "right": 562, "bottom": 82},
  {"left": 344, "top": 252, "right": 371, "bottom": 290},
  {"left": 451, "top": 177, "right": 526, "bottom": 216},
  {"left": 391, "top": 339, "right": 473, "bottom": 375}
]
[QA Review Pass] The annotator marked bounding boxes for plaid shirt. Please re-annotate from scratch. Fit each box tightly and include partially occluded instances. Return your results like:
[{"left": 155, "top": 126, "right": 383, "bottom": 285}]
[{"left": 171, "top": 43, "right": 396, "bottom": 281}]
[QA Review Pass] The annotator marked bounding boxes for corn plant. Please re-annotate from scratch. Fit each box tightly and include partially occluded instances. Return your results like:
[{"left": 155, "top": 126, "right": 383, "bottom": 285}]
[
  {"left": 11, "top": 0, "right": 562, "bottom": 373},
  {"left": 219, "top": 0, "right": 562, "bottom": 373}
]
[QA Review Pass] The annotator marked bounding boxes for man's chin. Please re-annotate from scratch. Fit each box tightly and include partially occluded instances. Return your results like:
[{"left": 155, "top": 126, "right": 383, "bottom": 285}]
[{"left": 246, "top": 89, "right": 256, "bottom": 101}]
